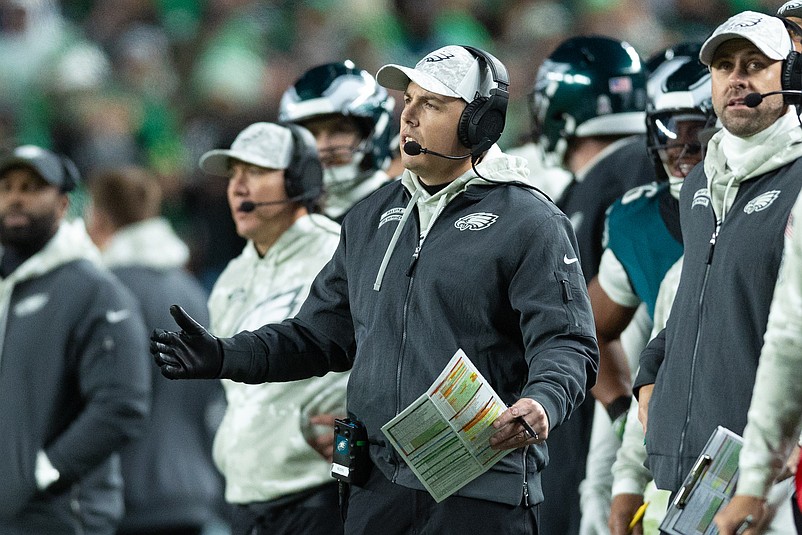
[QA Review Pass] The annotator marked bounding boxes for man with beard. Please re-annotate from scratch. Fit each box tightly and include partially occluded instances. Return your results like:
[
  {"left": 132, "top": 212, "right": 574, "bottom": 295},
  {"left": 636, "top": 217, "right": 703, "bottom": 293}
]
[
  {"left": 635, "top": 11, "right": 802, "bottom": 533},
  {"left": 0, "top": 145, "right": 151, "bottom": 534}
]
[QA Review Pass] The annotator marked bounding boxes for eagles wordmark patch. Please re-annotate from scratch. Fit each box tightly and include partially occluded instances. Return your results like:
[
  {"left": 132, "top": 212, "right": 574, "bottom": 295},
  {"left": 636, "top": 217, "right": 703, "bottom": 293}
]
[
  {"left": 692, "top": 188, "right": 710, "bottom": 209},
  {"left": 378, "top": 207, "right": 404, "bottom": 228}
]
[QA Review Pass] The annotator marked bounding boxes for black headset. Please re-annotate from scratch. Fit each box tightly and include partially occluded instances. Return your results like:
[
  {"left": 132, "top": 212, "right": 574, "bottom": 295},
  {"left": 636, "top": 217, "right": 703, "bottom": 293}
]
[
  {"left": 456, "top": 45, "right": 510, "bottom": 159},
  {"left": 783, "top": 52, "right": 802, "bottom": 99},
  {"left": 282, "top": 123, "right": 324, "bottom": 211},
  {"left": 779, "top": 16, "right": 802, "bottom": 103}
]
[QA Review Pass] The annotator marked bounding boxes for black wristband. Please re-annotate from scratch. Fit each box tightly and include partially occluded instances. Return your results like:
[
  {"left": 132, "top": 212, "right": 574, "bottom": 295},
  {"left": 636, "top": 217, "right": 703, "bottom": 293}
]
[{"left": 606, "top": 395, "right": 632, "bottom": 422}]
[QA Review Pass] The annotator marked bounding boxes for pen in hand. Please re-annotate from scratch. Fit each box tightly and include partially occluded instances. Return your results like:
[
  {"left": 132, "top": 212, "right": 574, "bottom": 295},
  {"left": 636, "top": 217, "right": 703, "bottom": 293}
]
[
  {"left": 627, "top": 501, "right": 649, "bottom": 533},
  {"left": 507, "top": 404, "right": 539, "bottom": 440},
  {"left": 517, "top": 415, "right": 538, "bottom": 440},
  {"left": 735, "top": 514, "right": 754, "bottom": 535}
]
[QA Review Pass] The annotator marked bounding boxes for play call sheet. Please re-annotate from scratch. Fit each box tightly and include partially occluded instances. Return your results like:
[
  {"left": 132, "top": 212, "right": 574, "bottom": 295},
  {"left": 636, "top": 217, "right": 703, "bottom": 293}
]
[{"left": 381, "top": 348, "right": 513, "bottom": 502}]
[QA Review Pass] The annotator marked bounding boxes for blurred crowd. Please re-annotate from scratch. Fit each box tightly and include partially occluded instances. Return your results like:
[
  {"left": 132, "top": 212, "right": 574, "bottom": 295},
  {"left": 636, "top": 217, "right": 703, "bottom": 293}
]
[{"left": 0, "top": 0, "right": 788, "bottom": 286}]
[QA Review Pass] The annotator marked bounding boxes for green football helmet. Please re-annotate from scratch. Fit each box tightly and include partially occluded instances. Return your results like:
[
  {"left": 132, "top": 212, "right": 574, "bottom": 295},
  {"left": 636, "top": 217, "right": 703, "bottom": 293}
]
[
  {"left": 530, "top": 36, "right": 648, "bottom": 167},
  {"left": 645, "top": 43, "right": 714, "bottom": 182},
  {"left": 279, "top": 61, "right": 395, "bottom": 184}
]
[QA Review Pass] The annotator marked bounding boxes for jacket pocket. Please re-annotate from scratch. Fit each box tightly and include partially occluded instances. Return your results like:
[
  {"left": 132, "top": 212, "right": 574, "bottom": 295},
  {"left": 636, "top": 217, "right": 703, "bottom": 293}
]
[{"left": 554, "top": 270, "right": 594, "bottom": 337}]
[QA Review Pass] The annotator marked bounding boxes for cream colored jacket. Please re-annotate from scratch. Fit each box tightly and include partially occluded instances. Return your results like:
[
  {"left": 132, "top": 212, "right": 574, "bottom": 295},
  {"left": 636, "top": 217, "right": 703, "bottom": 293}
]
[{"left": 209, "top": 214, "right": 345, "bottom": 504}]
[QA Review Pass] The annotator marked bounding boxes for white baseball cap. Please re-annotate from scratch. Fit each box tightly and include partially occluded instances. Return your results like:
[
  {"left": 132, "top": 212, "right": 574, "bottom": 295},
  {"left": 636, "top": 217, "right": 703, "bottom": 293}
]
[
  {"left": 700, "top": 11, "right": 792, "bottom": 66},
  {"left": 376, "top": 45, "right": 494, "bottom": 102},
  {"left": 779, "top": 1, "right": 802, "bottom": 18},
  {"left": 200, "top": 122, "right": 293, "bottom": 176}
]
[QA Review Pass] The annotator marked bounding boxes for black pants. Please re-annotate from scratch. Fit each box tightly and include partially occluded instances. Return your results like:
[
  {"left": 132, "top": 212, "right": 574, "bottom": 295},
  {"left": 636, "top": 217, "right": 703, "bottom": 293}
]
[
  {"left": 538, "top": 398, "right": 593, "bottom": 535},
  {"left": 344, "top": 468, "right": 539, "bottom": 535},
  {"left": 230, "top": 483, "right": 343, "bottom": 535}
]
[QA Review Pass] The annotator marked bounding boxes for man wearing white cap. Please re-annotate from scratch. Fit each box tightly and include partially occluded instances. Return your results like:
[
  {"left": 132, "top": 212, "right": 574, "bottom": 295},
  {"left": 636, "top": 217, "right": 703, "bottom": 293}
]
[
  {"left": 633, "top": 11, "right": 802, "bottom": 534},
  {"left": 194, "top": 122, "right": 345, "bottom": 535},
  {"left": 151, "top": 46, "right": 598, "bottom": 534}
]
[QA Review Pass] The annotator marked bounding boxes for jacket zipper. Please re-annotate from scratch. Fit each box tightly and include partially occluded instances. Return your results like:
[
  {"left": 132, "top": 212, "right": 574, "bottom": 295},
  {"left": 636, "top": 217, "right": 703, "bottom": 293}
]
[
  {"left": 560, "top": 279, "right": 578, "bottom": 328},
  {"left": 677, "top": 216, "right": 718, "bottom": 486},
  {"left": 522, "top": 447, "right": 530, "bottom": 507},
  {"left": 392, "top": 233, "right": 423, "bottom": 483}
]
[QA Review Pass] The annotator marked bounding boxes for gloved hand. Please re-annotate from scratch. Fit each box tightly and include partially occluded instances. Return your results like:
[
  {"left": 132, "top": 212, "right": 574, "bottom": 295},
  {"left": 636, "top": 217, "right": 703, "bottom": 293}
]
[{"left": 151, "top": 305, "right": 223, "bottom": 380}]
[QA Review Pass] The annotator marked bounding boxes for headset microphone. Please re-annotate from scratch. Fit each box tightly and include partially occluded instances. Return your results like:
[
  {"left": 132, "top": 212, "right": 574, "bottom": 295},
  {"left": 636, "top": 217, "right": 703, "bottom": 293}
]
[
  {"left": 744, "top": 90, "right": 802, "bottom": 108},
  {"left": 402, "top": 141, "right": 471, "bottom": 160},
  {"left": 239, "top": 197, "right": 307, "bottom": 212}
]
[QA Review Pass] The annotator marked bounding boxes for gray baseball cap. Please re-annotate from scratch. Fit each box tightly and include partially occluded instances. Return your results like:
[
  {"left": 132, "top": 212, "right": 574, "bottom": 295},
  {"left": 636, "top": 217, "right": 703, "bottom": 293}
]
[
  {"left": 376, "top": 45, "right": 493, "bottom": 102},
  {"left": 0, "top": 145, "right": 78, "bottom": 192},
  {"left": 200, "top": 122, "right": 294, "bottom": 176},
  {"left": 700, "top": 11, "right": 792, "bottom": 66}
]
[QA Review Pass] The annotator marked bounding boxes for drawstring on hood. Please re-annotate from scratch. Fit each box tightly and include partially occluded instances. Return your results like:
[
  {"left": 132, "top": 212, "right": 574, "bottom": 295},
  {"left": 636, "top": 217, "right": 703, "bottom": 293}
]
[
  {"left": 669, "top": 176, "right": 684, "bottom": 200},
  {"left": 373, "top": 188, "right": 420, "bottom": 291},
  {"left": 372, "top": 145, "right": 531, "bottom": 291}
]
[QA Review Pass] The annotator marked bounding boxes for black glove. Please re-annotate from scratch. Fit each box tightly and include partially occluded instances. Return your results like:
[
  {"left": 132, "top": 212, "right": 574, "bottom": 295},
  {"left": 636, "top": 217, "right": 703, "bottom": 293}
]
[{"left": 151, "top": 304, "right": 223, "bottom": 380}]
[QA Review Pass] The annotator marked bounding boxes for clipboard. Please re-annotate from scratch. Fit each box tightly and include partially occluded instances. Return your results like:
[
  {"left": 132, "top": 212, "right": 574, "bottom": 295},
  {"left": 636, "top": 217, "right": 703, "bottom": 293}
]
[{"left": 659, "top": 426, "right": 743, "bottom": 535}]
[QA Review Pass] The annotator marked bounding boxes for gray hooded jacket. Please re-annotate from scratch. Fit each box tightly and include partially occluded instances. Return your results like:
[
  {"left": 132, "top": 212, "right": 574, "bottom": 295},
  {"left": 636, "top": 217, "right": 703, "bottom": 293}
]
[
  {"left": 635, "top": 109, "right": 802, "bottom": 493},
  {"left": 217, "top": 146, "right": 599, "bottom": 506},
  {"left": 0, "top": 220, "right": 151, "bottom": 534}
]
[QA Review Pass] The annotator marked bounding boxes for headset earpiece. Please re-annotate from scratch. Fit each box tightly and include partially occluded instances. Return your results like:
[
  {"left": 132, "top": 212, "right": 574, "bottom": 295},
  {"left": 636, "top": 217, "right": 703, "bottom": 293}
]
[
  {"left": 783, "top": 51, "right": 802, "bottom": 90},
  {"left": 282, "top": 123, "right": 323, "bottom": 210},
  {"left": 782, "top": 51, "right": 802, "bottom": 106},
  {"left": 456, "top": 46, "right": 510, "bottom": 160},
  {"left": 779, "top": 15, "right": 802, "bottom": 105}
]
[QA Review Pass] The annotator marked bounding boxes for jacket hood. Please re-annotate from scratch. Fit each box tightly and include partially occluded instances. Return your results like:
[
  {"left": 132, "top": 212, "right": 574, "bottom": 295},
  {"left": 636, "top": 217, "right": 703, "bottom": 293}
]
[
  {"left": 374, "top": 145, "right": 530, "bottom": 291},
  {"left": 400, "top": 144, "right": 531, "bottom": 230},
  {"left": 704, "top": 108, "right": 802, "bottom": 222},
  {"left": 401, "top": 145, "right": 532, "bottom": 196},
  {"left": 237, "top": 213, "right": 340, "bottom": 265},
  {"left": 100, "top": 217, "right": 189, "bottom": 270}
]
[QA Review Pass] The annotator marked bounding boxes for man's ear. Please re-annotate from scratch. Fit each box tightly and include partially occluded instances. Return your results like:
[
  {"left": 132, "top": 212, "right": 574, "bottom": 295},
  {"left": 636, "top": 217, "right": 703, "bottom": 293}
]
[{"left": 57, "top": 192, "right": 70, "bottom": 219}]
